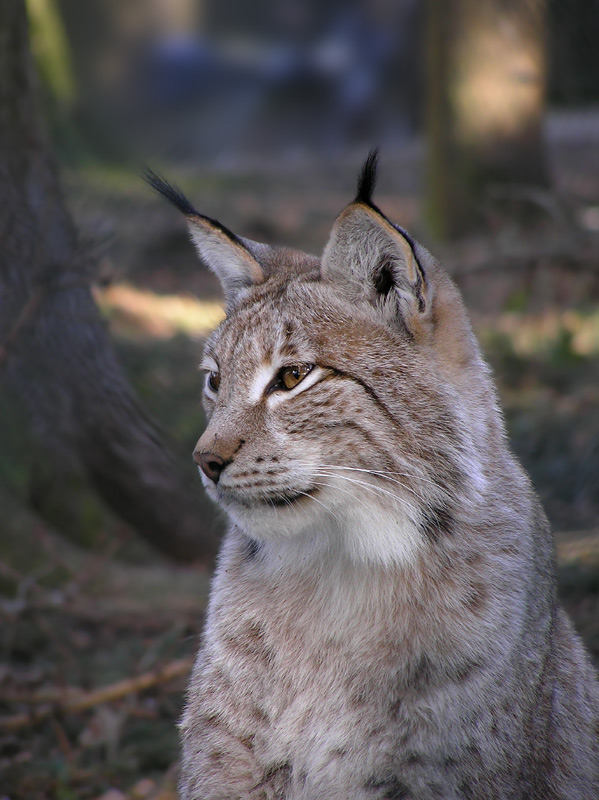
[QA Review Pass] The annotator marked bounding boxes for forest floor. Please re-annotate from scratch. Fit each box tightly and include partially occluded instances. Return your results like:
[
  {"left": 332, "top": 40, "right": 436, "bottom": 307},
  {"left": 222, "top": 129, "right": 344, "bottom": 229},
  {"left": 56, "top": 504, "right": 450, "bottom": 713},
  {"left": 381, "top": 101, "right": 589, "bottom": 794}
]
[{"left": 2, "top": 112, "right": 599, "bottom": 798}]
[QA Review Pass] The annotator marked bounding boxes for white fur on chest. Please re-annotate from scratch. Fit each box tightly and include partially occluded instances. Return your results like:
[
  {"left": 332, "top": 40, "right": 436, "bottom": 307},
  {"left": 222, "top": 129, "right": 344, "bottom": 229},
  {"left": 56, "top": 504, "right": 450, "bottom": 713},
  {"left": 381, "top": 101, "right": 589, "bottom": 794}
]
[
  {"left": 199, "top": 531, "right": 502, "bottom": 800},
  {"left": 185, "top": 509, "right": 527, "bottom": 799},
  {"left": 206, "top": 544, "right": 403, "bottom": 794}
]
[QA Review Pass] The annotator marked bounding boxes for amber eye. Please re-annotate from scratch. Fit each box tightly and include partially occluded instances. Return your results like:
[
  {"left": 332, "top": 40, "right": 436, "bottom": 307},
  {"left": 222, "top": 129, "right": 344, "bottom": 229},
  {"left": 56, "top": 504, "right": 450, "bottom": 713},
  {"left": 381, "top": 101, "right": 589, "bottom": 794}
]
[
  {"left": 280, "top": 364, "right": 313, "bottom": 391},
  {"left": 208, "top": 371, "right": 220, "bottom": 392}
]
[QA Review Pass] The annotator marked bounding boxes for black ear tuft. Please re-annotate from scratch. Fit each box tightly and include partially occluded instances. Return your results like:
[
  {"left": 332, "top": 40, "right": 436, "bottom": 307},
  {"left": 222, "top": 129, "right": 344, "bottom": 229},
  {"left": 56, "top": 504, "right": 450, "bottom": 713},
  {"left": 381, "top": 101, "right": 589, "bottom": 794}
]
[
  {"left": 143, "top": 168, "right": 198, "bottom": 217},
  {"left": 355, "top": 148, "right": 380, "bottom": 206}
]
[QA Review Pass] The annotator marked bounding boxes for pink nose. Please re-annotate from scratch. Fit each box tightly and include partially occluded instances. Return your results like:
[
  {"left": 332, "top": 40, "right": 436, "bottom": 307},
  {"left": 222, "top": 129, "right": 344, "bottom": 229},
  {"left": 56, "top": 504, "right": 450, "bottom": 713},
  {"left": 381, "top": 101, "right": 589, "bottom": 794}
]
[{"left": 194, "top": 451, "right": 227, "bottom": 484}]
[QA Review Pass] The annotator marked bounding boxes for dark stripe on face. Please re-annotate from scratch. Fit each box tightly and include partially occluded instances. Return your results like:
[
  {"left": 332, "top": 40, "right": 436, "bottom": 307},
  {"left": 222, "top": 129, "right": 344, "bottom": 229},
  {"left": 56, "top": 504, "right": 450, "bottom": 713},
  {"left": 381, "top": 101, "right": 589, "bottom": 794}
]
[
  {"left": 322, "top": 419, "right": 398, "bottom": 474},
  {"left": 322, "top": 367, "right": 400, "bottom": 429}
]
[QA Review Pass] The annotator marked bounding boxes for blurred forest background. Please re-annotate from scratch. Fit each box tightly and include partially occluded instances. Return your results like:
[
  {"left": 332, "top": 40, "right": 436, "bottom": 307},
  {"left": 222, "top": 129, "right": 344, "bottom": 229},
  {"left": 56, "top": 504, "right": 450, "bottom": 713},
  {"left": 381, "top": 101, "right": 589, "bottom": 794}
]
[{"left": 1, "top": 0, "right": 599, "bottom": 797}]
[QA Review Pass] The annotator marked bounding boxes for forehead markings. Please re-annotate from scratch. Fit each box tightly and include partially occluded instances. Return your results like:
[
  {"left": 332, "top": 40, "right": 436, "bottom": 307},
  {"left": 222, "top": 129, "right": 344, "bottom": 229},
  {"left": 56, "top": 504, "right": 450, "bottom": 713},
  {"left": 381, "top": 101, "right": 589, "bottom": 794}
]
[
  {"left": 243, "top": 318, "right": 308, "bottom": 406},
  {"left": 216, "top": 295, "right": 312, "bottom": 405},
  {"left": 218, "top": 301, "right": 268, "bottom": 368},
  {"left": 245, "top": 324, "right": 294, "bottom": 405}
]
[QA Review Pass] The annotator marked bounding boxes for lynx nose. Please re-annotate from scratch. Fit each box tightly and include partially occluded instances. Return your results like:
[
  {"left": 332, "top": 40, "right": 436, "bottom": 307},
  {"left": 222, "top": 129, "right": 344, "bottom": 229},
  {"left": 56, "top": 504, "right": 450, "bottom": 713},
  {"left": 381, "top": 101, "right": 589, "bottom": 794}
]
[{"left": 195, "top": 451, "right": 227, "bottom": 484}]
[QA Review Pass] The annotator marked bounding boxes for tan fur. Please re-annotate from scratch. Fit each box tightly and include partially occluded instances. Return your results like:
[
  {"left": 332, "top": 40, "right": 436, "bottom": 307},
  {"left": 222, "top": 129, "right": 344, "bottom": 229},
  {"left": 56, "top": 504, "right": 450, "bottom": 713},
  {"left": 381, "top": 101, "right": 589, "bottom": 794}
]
[{"left": 167, "top": 168, "right": 599, "bottom": 799}]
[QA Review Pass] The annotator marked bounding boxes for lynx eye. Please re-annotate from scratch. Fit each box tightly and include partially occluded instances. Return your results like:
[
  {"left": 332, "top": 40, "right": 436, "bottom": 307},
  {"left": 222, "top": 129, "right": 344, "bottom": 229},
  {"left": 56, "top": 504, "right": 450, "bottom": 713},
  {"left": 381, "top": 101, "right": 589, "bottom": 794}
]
[
  {"left": 280, "top": 364, "right": 313, "bottom": 391},
  {"left": 208, "top": 371, "right": 221, "bottom": 392}
]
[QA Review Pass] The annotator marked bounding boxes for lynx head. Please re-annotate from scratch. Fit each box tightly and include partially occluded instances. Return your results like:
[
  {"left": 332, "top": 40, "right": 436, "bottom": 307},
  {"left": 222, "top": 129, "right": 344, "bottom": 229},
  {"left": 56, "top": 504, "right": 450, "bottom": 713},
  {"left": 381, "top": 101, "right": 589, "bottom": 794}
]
[{"left": 146, "top": 153, "right": 500, "bottom": 567}]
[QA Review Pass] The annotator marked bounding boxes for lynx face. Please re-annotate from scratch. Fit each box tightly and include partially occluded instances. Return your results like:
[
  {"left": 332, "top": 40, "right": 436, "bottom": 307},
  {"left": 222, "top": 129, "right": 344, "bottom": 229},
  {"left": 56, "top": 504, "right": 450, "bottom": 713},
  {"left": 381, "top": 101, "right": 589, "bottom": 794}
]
[
  {"left": 196, "top": 280, "right": 436, "bottom": 564},
  {"left": 147, "top": 154, "right": 491, "bottom": 567}
]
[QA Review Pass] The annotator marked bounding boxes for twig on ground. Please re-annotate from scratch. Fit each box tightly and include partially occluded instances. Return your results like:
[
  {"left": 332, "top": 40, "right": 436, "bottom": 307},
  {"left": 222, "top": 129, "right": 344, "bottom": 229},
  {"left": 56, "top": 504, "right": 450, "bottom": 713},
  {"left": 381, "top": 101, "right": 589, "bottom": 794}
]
[{"left": 0, "top": 655, "right": 193, "bottom": 732}]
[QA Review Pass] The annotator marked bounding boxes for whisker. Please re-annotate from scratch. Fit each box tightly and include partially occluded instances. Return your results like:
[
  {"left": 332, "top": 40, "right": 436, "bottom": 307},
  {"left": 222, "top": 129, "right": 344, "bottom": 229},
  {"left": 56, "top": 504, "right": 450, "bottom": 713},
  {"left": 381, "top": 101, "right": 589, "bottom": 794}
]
[
  {"left": 309, "top": 466, "right": 430, "bottom": 506},
  {"left": 316, "top": 469, "right": 442, "bottom": 520},
  {"left": 312, "top": 471, "right": 423, "bottom": 516},
  {"left": 303, "top": 462, "right": 441, "bottom": 492},
  {"left": 311, "top": 477, "right": 390, "bottom": 518},
  {"left": 295, "top": 488, "right": 344, "bottom": 526}
]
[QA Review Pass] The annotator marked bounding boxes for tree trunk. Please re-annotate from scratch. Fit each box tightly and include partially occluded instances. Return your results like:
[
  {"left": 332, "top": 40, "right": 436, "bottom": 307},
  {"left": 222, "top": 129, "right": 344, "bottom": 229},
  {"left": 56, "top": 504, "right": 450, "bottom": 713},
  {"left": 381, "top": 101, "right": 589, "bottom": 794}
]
[
  {"left": 426, "top": 0, "right": 549, "bottom": 238},
  {"left": 0, "top": 0, "right": 219, "bottom": 564}
]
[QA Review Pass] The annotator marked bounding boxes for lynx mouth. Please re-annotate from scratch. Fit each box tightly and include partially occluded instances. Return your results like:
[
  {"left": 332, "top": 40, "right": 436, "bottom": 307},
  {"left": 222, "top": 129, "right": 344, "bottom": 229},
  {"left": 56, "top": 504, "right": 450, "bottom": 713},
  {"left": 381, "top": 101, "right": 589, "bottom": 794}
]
[
  {"left": 264, "top": 488, "right": 319, "bottom": 508},
  {"left": 227, "top": 487, "right": 320, "bottom": 510}
]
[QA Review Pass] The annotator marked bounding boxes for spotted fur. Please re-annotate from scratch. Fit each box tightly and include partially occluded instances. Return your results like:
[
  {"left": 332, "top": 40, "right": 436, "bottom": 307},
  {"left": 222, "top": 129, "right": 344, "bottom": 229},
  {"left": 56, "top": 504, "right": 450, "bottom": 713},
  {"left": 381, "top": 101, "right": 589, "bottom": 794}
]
[{"left": 148, "top": 157, "right": 599, "bottom": 799}]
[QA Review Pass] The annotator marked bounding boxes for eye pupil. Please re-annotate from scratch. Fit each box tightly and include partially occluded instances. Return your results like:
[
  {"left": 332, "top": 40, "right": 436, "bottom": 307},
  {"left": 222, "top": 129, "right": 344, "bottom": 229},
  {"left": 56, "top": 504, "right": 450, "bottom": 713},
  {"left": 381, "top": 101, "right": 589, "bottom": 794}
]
[{"left": 208, "top": 371, "right": 220, "bottom": 391}]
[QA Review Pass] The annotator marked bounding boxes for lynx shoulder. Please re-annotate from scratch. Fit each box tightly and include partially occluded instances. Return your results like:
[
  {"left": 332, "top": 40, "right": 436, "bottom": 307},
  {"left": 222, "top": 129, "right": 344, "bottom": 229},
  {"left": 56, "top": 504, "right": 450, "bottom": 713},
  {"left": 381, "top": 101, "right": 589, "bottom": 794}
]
[{"left": 147, "top": 153, "right": 599, "bottom": 799}]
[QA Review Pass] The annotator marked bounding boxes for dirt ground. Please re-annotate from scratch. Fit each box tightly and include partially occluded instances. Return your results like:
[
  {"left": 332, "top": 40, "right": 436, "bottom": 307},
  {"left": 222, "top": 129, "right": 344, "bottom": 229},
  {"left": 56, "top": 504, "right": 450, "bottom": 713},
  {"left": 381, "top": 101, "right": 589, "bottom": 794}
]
[{"left": 2, "top": 115, "right": 599, "bottom": 798}]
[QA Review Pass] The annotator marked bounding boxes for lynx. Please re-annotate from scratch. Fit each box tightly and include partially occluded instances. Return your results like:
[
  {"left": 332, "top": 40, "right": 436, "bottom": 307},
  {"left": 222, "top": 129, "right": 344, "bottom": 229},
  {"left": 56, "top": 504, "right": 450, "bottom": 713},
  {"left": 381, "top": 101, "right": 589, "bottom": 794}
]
[{"left": 147, "top": 153, "right": 599, "bottom": 800}]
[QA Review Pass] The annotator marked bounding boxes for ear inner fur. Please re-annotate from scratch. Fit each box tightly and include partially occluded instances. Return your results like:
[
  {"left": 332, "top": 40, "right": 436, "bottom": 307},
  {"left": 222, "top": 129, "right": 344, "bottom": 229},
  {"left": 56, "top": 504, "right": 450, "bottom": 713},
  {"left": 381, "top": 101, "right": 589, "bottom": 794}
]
[
  {"left": 186, "top": 214, "right": 266, "bottom": 293},
  {"left": 321, "top": 201, "right": 427, "bottom": 316}
]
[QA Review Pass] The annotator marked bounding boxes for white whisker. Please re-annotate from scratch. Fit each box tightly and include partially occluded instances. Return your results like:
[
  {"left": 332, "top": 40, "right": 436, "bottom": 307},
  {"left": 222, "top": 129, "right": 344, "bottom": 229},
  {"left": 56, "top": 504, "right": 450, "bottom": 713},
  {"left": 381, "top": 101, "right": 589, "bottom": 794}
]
[
  {"left": 311, "top": 470, "right": 421, "bottom": 516},
  {"left": 311, "top": 477, "right": 389, "bottom": 519},
  {"left": 296, "top": 488, "right": 344, "bottom": 526},
  {"left": 298, "top": 461, "right": 441, "bottom": 493}
]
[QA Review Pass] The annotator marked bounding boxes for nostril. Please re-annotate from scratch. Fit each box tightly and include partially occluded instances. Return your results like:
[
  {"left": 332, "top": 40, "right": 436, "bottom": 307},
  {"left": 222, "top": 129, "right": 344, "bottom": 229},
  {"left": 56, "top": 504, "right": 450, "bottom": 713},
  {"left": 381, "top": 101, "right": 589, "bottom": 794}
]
[{"left": 195, "top": 451, "right": 227, "bottom": 484}]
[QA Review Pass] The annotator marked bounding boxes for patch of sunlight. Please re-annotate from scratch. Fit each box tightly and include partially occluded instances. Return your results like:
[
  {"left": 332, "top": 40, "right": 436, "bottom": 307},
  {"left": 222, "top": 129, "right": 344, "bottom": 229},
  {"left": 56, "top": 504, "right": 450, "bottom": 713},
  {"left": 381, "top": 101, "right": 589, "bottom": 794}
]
[
  {"left": 94, "top": 284, "right": 224, "bottom": 339},
  {"left": 476, "top": 310, "right": 599, "bottom": 357},
  {"left": 556, "top": 529, "right": 599, "bottom": 566}
]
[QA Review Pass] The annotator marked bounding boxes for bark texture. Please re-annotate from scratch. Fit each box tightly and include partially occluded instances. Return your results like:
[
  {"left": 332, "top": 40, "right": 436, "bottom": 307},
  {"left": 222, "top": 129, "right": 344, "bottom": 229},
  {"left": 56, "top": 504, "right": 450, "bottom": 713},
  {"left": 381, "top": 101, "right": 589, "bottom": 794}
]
[{"left": 0, "top": 0, "right": 218, "bottom": 564}]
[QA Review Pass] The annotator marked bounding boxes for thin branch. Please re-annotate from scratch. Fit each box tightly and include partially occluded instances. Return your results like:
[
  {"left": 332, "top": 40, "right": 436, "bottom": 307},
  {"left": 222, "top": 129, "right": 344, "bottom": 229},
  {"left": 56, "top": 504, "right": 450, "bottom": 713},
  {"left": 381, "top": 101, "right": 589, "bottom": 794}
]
[{"left": 0, "top": 655, "right": 194, "bottom": 732}]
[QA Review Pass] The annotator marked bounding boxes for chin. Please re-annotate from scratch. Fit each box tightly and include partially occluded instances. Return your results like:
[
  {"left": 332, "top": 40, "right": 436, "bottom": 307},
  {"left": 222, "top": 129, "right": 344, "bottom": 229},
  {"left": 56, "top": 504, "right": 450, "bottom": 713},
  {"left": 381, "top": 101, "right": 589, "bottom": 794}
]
[{"left": 224, "top": 490, "right": 330, "bottom": 542}]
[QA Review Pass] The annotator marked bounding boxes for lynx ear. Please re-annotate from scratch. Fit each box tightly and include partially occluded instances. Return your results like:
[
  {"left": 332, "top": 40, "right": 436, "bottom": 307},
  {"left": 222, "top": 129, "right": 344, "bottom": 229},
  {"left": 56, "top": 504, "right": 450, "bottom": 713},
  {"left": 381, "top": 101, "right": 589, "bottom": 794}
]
[
  {"left": 144, "top": 170, "right": 266, "bottom": 304},
  {"left": 321, "top": 151, "right": 427, "bottom": 324}
]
